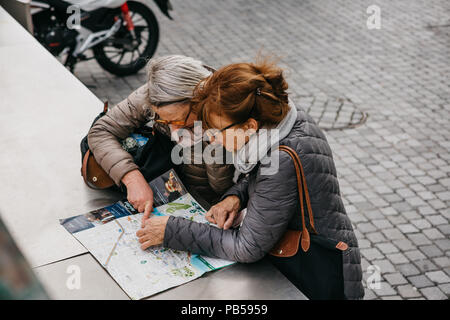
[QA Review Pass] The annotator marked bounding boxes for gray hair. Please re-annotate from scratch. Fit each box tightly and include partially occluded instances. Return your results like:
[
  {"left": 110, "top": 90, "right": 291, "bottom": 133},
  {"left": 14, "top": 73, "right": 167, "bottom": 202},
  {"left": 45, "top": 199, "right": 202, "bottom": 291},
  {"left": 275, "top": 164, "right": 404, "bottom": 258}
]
[{"left": 146, "top": 55, "right": 212, "bottom": 106}]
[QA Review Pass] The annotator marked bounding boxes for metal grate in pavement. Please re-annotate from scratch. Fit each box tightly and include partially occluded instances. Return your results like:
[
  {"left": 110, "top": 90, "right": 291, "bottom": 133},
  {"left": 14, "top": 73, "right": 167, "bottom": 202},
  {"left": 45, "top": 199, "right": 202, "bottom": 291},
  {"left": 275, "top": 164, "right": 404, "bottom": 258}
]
[{"left": 295, "top": 93, "right": 368, "bottom": 131}]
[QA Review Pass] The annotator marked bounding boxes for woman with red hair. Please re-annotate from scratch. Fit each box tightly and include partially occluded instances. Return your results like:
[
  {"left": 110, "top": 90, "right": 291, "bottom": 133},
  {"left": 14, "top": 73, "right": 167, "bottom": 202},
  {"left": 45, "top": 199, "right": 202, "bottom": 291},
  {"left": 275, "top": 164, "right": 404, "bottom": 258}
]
[{"left": 137, "top": 59, "right": 364, "bottom": 300}]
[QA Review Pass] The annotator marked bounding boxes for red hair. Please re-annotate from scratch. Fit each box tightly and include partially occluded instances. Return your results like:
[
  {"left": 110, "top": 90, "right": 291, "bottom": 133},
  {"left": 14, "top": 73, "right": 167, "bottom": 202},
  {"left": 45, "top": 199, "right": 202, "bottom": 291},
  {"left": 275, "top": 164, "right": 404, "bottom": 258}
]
[{"left": 191, "top": 58, "right": 290, "bottom": 129}]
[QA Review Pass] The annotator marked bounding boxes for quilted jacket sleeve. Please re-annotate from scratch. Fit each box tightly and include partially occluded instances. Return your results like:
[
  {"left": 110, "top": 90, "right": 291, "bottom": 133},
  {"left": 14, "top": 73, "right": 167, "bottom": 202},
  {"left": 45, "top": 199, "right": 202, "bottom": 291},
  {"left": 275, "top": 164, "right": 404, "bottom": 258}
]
[
  {"left": 87, "top": 84, "right": 153, "bottom": 185},
  {"left": 163, "top": 152, "right": 299, "bottom": 263}
]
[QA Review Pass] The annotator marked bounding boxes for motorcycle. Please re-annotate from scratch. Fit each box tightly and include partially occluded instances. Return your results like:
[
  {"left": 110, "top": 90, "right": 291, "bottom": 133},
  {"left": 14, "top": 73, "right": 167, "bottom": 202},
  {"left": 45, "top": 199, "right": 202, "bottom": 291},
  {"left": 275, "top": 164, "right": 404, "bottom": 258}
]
[{"left": 30, "top": 0, "right": 173, "bottom": 76}]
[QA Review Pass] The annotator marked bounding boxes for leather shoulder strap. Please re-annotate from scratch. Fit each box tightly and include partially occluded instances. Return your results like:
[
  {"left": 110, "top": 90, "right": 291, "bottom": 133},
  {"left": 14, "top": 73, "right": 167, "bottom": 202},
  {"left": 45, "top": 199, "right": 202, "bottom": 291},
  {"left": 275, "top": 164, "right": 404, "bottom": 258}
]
[{"left": 279, "top": 145, "right": 318, "bottom": 251}]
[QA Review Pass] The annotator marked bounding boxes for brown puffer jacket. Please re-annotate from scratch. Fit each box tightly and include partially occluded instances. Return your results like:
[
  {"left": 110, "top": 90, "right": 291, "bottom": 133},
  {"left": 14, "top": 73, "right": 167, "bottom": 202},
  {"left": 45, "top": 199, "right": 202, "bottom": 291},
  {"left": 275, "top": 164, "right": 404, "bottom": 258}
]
[{"left": 87, "top": 84, "right": 235, "bottom": 204}]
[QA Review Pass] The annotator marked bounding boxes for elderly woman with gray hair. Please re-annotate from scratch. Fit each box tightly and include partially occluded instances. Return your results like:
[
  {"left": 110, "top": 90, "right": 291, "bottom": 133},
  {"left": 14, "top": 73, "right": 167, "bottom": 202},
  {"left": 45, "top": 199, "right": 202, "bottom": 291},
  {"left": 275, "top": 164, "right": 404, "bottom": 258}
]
[{"left": 88, "top": 55, "right": 235, "bottom": 224}]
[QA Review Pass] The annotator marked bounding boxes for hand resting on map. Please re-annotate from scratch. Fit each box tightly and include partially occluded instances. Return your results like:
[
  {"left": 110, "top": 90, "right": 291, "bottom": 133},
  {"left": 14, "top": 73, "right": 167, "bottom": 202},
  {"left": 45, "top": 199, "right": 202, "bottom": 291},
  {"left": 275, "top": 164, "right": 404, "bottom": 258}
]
[
  {"left": 136, "top": 216, "right": 169, "bottom": 249},
  {"left": 206, "top": 195, "right": 241, "bottom": 230}
]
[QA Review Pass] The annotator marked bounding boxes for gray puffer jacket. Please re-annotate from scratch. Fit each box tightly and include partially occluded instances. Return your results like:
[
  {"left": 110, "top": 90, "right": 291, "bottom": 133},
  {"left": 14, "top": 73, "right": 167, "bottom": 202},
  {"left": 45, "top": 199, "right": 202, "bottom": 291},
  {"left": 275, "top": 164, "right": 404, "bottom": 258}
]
[{"left": 163, "top": 104, "right": 364, "bottom": 300}]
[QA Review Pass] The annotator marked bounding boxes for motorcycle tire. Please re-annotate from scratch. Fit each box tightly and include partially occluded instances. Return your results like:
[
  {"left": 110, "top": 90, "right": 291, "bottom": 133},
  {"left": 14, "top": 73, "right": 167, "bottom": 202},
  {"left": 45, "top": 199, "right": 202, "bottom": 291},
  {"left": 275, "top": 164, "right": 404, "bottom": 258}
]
[{"left": 93, "top": 1, "right": 159, "bottom": 76}]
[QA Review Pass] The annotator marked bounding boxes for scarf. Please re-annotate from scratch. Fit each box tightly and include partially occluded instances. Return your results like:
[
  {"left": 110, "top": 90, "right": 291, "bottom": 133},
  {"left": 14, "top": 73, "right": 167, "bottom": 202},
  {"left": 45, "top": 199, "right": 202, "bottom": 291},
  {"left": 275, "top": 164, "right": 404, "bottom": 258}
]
[{"left": 232, "top": 98, "right": 298, "bottom": 181}]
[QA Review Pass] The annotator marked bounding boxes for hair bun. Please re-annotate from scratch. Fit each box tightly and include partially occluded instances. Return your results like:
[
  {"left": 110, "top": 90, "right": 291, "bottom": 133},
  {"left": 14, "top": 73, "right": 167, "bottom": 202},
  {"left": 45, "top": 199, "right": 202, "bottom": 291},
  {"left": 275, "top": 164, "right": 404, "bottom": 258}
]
[
  {"left": 262, "top": 71, "right": 288, "bottom": 103},
  {"left": 191, "top": 60, "right": 290, "bottom": 128},
  {"left": 252, "top": 59, "right": 289, "bottom": 104}
]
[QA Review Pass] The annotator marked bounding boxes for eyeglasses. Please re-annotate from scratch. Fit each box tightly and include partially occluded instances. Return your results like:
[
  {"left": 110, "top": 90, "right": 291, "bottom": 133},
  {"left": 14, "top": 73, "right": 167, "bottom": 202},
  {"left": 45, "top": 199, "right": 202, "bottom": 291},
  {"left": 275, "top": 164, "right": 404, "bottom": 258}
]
[
  {"left": 155, "top": 106, "right": 194, "bottom": 128},
  {"left": 205, "top": 121, "right": 242, "bottom": 142}
]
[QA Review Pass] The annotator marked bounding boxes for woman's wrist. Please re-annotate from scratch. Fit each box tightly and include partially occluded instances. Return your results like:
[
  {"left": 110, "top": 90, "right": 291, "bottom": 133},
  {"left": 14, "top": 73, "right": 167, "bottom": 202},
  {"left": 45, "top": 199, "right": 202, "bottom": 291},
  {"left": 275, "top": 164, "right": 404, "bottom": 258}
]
[{"left": 121, "top": 169, "right": 144, "bottom": 187}]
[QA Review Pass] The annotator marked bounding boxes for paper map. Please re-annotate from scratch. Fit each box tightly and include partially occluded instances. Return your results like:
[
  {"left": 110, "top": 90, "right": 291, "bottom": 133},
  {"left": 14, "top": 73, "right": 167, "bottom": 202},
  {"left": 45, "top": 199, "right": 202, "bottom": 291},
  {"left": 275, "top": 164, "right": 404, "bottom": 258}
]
[{"left": 60, "top": 170, "right": 234, "bottom": 299}]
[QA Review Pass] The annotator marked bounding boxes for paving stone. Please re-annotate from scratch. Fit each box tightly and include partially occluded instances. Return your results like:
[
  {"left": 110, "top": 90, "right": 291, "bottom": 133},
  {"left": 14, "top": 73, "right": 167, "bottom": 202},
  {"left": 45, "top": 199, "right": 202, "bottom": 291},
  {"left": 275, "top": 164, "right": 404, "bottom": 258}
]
[
  {"left": 439, "top": 178, "right": 450, "bottom": 188},
  {"left": 414, "top": 260, "right": 439, "bottom": 273},
  {"left": 397, "top": 284, "right": 422, "bottom": 299},
  {"left": 404, "top": 250, "right": 427, "bottom": 261},
  {"left": 382, "top": 195, "right": 403, "bottom": 205},
  {"left": 387, "top": 215, "right": 407, "bottom": 225},
  {"left": 358, "top": 239, "right": 371, "bottom": 249},
  {"left": 375, "top": 242, "right": 399, "bottom": 254},
  {"left": 420, "top": 287, "right": 447, "bottom": 300},
  {"left": 410, "top": 184, "right": 427, "bottom": 193},
  {"left": 363, "top": 288, "right": 378, "bottom": 300},
  {"left": 406, "top": 197, "right": 427, "bottom": 207},
  {"left": 372, "top": 219, "right": 393, "bottom": 229},
  {"left": 437, "top": 224, "right": 450, "bottom": 236},
  {"left": 381, "top": 207, "right": 398, "bottom": 216},
  {"left": 381, "top": 295, "right": 402, "bottom": 300},
  {"left": 373, "top": 282, "right": 397, "bottom": 297},
  {"left": 407, "top": 275, "right": 434, "bottom": 289},
  {"left": 402, "top": 211, "right": 421, "bottom": 220},
  {"left": 428, "top": 199, "right": 446, "bottom": 210},
  {"left": 397, "top": 224, "right": 419, "bottom": 234},
  {"left": 419, "top": 245, "right": 444, "bottom": 258},
  {"left": 364, "top": 210, "right": 385, "bottom": 220},
  {"left": 426, "top": 215, "right": 448, "bottom": 226},
  {"left": 354, "top": 202, "right": 376, "bottom": 212},
  {"left": 382, "top": 228, "right": 405, "bottom": 241},
  {"left": 432, "top": 257, "right": 450, "bottom": 269},
  {"left": 347, "top": 211, "right": 367, "bottom": 223},
  {"left": 372, "top": 259, "right": 396, "bottom": 274},
  {"left": 356, "top": 222, "right": 377, "bottom": 233},
  {"left": 422, "top": 228, "right": 445, "bottom": 240},
  {"left": 417, "top": 176, "right": 437, "bottom": 186},
  {"left": 418, "top": 206, "right": 436, "bottom": 216},
  {"left": 361, "top": 248, "right": 384, "bottom": 261},
  {"left": 438, "top": 283, "right": 450, "bottom": 295},
  {"left": 425, "top": 271, "right": 450, "bottom": 284},
  {"left": 436, "top": 191, "right": 450, "bottom": 201},
  {"left": 442, "top": 209, "right": 450, "bottom": 220},
  {"left": 418, "top": 191, "right": 436, "bottom": 201},
  {"left": 407, "top": 233, "right": 432, "bottom": 246},
  {"left": 366, "top": 232, "right": 387, "bottom": 243},
  {"left": 384, "top": 273, "right": 408, "bottom": 286},
  {"left": 434, "top": 239, "right": 450, "bottom": 251},
  {"left": 410, "top": 219, "right": 432, "bottom": 230},
  {"left": 428, "top": 184, "right": 447, "bottom": 193},
  {"left": 393, "top": 239, "right": 415, "bottom": 252},
  {"left": 391, "top": 202, "right": 413, "bottom": 212},
  {"left": 396, "top": 188, "right": 416, "bottom": 198},
  {"left": 387, "top": 253, "right": 410, "bottom": 265}
]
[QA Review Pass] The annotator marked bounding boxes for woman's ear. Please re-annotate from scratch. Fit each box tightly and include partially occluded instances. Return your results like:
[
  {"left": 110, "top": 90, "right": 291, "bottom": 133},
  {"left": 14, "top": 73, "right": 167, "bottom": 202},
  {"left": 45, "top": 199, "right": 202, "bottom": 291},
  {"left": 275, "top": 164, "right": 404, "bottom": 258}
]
[{"left": 245, "top": 118, "right": 259, "bottom": 131}]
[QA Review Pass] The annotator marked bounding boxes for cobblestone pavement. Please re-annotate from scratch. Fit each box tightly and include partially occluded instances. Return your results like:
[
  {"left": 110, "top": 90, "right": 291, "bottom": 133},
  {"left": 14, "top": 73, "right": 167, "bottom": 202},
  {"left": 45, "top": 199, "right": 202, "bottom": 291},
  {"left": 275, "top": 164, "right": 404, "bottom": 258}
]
[{"left": 74, "top": 0, "right": 450, "bottom": 299}]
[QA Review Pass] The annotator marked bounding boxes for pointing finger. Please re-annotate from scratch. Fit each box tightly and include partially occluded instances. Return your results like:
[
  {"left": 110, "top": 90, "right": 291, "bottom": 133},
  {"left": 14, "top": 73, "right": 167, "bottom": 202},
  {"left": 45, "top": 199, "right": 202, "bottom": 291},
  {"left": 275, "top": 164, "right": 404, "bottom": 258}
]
[{"left": 142, "top": 201, "right": 153, "bottom": 227}]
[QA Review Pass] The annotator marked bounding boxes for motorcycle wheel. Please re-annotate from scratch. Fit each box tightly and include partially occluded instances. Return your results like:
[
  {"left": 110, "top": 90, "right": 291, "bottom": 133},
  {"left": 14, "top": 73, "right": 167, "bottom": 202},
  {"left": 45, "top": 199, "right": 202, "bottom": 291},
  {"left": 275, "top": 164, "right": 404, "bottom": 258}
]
[{"left": 93, "top": 1, "right": 159, "bottom": 76}]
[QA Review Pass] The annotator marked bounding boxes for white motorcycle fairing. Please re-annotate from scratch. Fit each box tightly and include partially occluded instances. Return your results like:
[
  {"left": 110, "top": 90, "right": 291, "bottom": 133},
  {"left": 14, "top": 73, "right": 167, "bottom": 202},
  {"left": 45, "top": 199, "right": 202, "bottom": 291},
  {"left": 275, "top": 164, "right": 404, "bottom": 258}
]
[{"left": 65, "top": 0, "right": 126, "bottom": 12}]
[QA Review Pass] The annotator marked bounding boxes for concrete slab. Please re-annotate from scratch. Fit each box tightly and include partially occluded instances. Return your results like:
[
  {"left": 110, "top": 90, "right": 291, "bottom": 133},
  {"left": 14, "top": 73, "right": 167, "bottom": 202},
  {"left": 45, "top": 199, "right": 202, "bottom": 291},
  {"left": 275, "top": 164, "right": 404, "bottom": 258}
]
[
  {"left": 0, "top": 6, "right": 121, "bottom": 268},
  {"left": 34, "top": 253, "right": 307, "bottom": 300}
]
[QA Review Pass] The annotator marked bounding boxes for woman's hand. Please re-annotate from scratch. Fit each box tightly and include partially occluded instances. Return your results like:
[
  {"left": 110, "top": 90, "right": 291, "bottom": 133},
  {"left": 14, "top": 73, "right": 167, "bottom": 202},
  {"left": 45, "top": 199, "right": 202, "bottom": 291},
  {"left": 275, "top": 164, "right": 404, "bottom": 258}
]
[
  {"left": 136, "top": 216, "right": 169, "bottom": 250},
  {"left": 206, "top": 195, "right": 241, "bottom": 230},
  {"left": 122, "top": 169, "right": 154, "bottom": 226}
]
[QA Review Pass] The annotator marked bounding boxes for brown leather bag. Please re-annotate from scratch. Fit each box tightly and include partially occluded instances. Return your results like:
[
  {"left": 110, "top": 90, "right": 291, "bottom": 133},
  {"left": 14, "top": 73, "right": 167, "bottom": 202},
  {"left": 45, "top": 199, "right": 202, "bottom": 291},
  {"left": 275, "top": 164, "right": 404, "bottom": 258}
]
[
  {"left": 269, "top": 145, "right": 349, "bottom": 257},
  {"left": 80, "top": 101, "right": 115, "bottom": 189},
  {"left": 81, "top": 149, "right": 115, "bottom": 189}
]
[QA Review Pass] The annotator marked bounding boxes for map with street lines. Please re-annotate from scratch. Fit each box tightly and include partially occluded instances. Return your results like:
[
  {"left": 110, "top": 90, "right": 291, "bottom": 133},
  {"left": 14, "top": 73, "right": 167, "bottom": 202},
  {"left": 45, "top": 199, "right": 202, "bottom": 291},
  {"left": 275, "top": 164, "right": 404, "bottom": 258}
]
[{"left": 60, "top": 170, "right": 234, "bottom": 299}]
